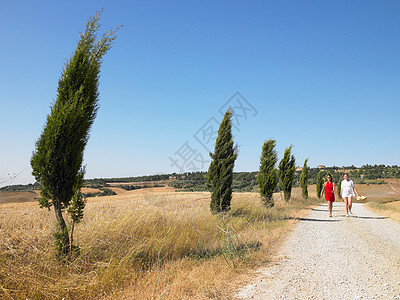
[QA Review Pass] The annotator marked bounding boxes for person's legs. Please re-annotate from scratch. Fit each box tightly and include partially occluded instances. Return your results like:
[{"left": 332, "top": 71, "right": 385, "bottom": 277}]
[
  {"left": 328, "top": 201, "right": 333, "bottom": 217},
  {"left": 343, "top": 197, "right": 349, "bottom": 215},
  {"left": 348, "top": 196, "right": 353, "bottom": 214}
]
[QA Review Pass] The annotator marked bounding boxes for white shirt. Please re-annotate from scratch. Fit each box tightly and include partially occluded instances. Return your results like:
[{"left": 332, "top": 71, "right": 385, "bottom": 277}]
[{"left": 341, "top": 179, "right": 355, "bottom": 197}]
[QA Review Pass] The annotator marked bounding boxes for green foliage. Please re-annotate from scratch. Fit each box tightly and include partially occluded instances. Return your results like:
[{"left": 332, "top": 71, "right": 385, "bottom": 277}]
[
  {"left": 316, "top": 171, "right": 324, "bottom": 198},
  {"left": 170, "top": 172, "right": 257, "bottom": 192},
  {"left": 67, "top": 169, "right": 86, "bottom": 224},
  {"left": 99, "top": 188, "right": 116, "bottom": 196},
  {"left": 0, "top": 182, "right": 40, "bottom": 192},
  {"left": 300, "top": 159, "right": 308, "bottom": 199},
  {"left": 257, "top": 139, "right": 278, "bottom": 206},
  {"left": 278, "top": 146, "right": 296, "bottom": 201},
  {"left": 30, "top": 11, "right": 119, "bottom": 256},
  {"left": 337, "top": 178, "right": 342, "bottom": 198},
  {"left": 117, "top": 184, "right": 163, "bottom": 190},
  {"left": 53, "top": 221, "right": 70, "bottom": 256},
  {"left": 232, "top": 172, "right": 258, "bottom": 192},
  {"left": 102, "top": 174, "right": 171, "bottom": 182},
  {"left": 84, "top": 188, "right": 117, "bottom": 197},
  {"left": 207, "top": 109, "right": 238, "bottom": 213},
  {"left": 83, "top": 178, "right": 108, "bottom": 188}
]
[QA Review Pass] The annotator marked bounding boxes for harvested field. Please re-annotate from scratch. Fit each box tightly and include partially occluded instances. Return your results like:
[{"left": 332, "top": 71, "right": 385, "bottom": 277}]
[
  {"left": 107, "top": 187, "right": 129, "bottom": 194},
  {"left": 81, "top": 187, "right": 102, "bottom": 194},
  {"left": 384, "top": 178, "right": 400, "bottom": 196},
  {"left": 0, "top": 187, "right": 320, "bottom": 299},
  {"left": 0, "top": 191, "right": 37, "bottom": 204}
]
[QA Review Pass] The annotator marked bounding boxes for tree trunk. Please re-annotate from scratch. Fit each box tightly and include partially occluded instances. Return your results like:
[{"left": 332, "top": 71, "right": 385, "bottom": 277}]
[
  {"left": 53, "top": 201, "right": 70, "bottom": 254},
  {"left": 70, "top": 221, "right": 75, "bottom": 253}
]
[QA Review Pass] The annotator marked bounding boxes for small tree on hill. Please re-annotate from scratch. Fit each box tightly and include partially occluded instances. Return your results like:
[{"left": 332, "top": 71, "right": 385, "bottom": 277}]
[
  {"left": 30, "top": 11, "right": 120, "bottom": 255},
  {"left": 206, "top": 109, "right": 238, "bottom": 213},
  {"left": 278, "top": 145, "right": 296, "bottom": 201},
  {"left": 337, "top": 177, "right": 342, "bottom": 199},
  {"left": 300, "top": 158, "right": 308, "bottom": 199},
  {"left": 257, "top": 139, "right": 278, "bottom": 207},
  {"left": 316, "top": 171, "right": 324, "bottom": 198}
]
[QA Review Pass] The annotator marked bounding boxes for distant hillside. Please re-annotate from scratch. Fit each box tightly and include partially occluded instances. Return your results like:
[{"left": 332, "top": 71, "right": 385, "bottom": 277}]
[{"left": 1, "top": 165, "right": 398, "bottom": 193}]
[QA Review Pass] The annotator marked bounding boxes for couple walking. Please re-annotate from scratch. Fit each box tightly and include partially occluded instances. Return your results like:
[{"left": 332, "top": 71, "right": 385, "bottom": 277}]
[{"left": 321, "top": 173, "right": 360, "bottom": 217}]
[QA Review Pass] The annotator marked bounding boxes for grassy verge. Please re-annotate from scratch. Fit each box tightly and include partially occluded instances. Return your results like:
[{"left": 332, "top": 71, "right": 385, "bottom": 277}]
[
  {"left": 0, "top": 189, "right": 321, "bottom": 299},
  {"left": 364, "top": 199, "right": 400, "bottom": 223}
]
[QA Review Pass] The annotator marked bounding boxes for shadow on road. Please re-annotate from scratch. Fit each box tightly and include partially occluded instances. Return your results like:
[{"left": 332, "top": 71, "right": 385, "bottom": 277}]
[
  {"left": 350, "top": 215, "right": 387, "bottom": 220},
  {"left": 297, "top": 218, "right": 340, "bottom": 222},
  {"left": 296, "top": 216, "right": 387, "bottom": 222}
]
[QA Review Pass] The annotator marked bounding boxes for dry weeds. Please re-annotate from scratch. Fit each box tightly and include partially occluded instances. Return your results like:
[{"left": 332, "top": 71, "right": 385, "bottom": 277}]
[
  {"left": 358, "top": 179, "right": 400, "bottom": 223},
  {"left": 0, "top": 189, "right": 320, "bottom": 299}
]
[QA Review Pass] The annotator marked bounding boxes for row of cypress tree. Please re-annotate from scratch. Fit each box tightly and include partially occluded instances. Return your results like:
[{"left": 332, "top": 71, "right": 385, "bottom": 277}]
[
  {"left": 29, "top": 11, "right": 306, "bottom": 254},
  {"left": 206, "top": 110, "right": 309, "bottom": 213},
  {"left": 30, "top": 11, "right": 312, "bottom": 255}
]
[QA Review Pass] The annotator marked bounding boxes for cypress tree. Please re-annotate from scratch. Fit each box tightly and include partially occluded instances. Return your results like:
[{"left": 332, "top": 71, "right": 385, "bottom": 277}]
[
  {"left": 278, "top": 146, "right": 296, "bottom": 201},
  {"left": 337, "top": 177, "right": 342, "bottom": 199},
  {"left": 300, "top": 158, "right": 308, "bottom": 199},
  {"left": 30, "top": 11, "right": 120, "bottom": 255},
  {"left": 316, "top": 171, "right": 324, "bottom": 198},
  {"left": 257, "top": 139, "right": 278, "bottom": 207},
  {"left": 206, "top": 109, "right": 238, "bottom": 213}
]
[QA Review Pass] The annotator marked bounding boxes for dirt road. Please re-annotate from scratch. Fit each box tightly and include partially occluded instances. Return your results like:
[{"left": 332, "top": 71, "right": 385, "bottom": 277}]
[{"left": 236, "top": 202, "right": 400, "bottom": 299}]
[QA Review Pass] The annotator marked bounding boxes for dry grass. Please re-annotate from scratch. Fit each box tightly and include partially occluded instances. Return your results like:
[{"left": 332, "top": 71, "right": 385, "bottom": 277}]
[
  {"left": 0, "top": 189, "right": 321, "bottom": 299},
  {"left": 357, "top": 180, "right": 400, "bottom": 223},
  {"left": 365, "top": 200, "right": 400, "bottom": 223}
]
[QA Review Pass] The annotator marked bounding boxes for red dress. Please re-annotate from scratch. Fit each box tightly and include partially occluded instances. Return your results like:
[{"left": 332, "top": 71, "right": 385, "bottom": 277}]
[{"left": 325, "top": 181, "right": 335, "bottom": 202}]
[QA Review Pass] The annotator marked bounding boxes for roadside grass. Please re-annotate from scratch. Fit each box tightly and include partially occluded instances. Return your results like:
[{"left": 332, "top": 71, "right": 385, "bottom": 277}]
[
  {"left": 365, "top": 199, "right": 400, "bottom": 223},
  {"left": 0, "top": 189, "right": 321, "bottom": 299}
]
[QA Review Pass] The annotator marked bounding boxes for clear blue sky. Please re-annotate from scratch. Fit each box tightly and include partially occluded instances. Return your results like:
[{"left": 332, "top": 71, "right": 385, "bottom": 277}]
[{"left": 1, "top": 0, "right": 399, "bottom": 187}]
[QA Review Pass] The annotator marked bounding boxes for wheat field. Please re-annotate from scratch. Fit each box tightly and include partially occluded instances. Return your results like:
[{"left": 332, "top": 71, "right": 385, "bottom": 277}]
[{"left": 1, "top": 188, "right": 321, "bottom": 299}]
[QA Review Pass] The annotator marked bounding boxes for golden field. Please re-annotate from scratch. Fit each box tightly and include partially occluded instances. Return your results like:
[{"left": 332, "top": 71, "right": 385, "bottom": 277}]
[
  {"left": 0, "top": 187, "right": 320, "bottom": 299},
  {"left": 1, "top": 181, "right": 399, "bottom": 299},
  {"left": 363, "top": 178, "right": 400, "bottom": 222}
]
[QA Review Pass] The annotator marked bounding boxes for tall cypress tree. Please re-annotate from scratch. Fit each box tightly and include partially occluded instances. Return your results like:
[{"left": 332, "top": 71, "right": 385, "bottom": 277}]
[
  {"left": 206, "top": 109, "right": 238, "bottom": 213},
  {"left": 316, "top": 171, "right": 324, "bottom": 198},
  {"left": 257, "top": 139, "right": 278, "bottom": 207},
  {"left": 30, "top": 11, "right": 120, "bottom": 255},
  {"left": 300, "top": 158, "right": 308, "bottom": 199},
  {"left": 278, "top": 145, "right": 296, "bottom": 201}
]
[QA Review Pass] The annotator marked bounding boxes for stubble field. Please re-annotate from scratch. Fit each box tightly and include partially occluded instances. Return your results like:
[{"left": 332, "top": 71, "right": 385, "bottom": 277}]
[
  {"left": 0, "top": 186, "right": 321, "bottom": 299},
  {"left": 0, "top": 181, "right": 399, "bottom": 299},
  {"left": 364, "top": 178, "right": 400, "bottom": 222}
]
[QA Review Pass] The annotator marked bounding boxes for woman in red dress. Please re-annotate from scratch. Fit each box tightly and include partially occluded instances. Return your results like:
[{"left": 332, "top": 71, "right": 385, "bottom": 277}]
[{"left": 321, "top": 173, "right": 335, "bottom": 217}]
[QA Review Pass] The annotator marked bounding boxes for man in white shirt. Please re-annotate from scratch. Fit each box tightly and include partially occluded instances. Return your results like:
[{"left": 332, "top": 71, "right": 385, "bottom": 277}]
[{"left": 340, "top": 173, "right": 359, "bottom": 217}]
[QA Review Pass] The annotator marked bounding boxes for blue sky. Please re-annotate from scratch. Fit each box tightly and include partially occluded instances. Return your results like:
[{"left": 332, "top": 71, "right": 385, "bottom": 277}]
[{"left": 1, "top": 0, "right": 399, "bottom": 186}]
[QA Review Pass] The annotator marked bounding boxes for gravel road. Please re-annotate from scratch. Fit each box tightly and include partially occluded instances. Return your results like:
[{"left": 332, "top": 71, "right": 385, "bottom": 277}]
[{"left": 235, "top": 202, "right": 400, "bottom": 299}]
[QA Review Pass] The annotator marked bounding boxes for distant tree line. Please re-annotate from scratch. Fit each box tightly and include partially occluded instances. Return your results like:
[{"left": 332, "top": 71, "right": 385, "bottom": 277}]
[
  {"left": 84, "top": 188, "right": 116, "bottom": 197},
  {"left": 4, "top": 165, "right": 397, "bottom": 194},
  {"left": 0, "top": 182, "right": 41, "bottom": 192},
  {"left": 168, "top": 164, "right": 399, "bottom": 193},
  {"left": 99, "top": 174, "right": 171, "bottom": 183},
  {"left": 115, "top": 184, "right": 164, "bottom": 191},
  {"left": 169, "top": 172, "right": 259, "bottom": 192}
]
